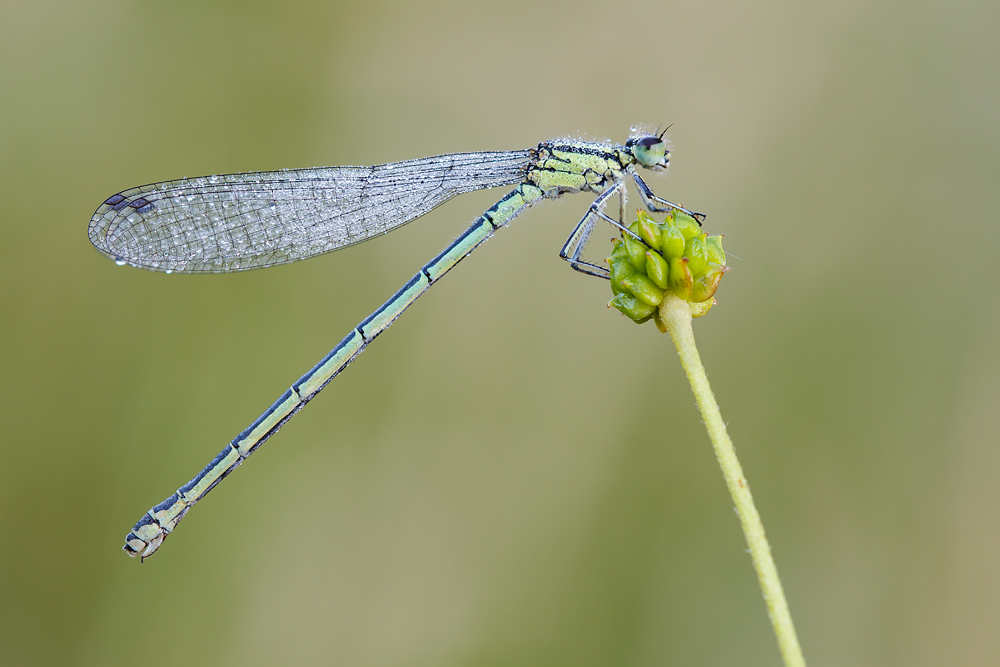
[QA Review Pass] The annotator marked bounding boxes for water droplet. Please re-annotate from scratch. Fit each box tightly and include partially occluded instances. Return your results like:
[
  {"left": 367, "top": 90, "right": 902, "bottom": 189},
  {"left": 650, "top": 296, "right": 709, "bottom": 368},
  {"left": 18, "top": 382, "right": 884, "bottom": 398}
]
[
  {"left": 115, "top": 259, "right": 127, "bottom": 266},
  {"left": 165, "top": 269, "right": 173, "bottom": 274}
]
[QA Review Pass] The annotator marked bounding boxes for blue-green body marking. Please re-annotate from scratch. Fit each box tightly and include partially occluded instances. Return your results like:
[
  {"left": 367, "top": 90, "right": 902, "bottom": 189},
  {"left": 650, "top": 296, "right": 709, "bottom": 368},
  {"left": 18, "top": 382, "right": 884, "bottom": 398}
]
[{"left": 91, "top": 131, "right": 702, "bottom": 559}]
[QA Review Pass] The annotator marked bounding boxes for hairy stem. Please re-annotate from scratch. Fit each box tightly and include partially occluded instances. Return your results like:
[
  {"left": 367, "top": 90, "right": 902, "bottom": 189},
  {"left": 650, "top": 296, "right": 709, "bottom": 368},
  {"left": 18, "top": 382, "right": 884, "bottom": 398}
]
[{"left": 659, "top": 294, "right": 806, "bottom": 667}]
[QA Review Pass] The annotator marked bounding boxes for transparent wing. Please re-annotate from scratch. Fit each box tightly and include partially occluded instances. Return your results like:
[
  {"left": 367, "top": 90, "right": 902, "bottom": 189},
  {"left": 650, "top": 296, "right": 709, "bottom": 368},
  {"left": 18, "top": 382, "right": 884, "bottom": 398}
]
[{"left": 89, "top": 150, "right": 533, "bottom": 273}]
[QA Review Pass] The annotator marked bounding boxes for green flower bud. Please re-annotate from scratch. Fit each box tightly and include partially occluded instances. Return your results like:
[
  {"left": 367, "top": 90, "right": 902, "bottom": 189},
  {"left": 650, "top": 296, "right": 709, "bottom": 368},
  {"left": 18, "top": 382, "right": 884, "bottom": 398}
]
[
  {"left": 690, "top": 299, "right": 715, "bottom": 318},
  {"left": 636, "top": 217, "right": 661, "bottom": 251},
  {"left": 669, "top": 256, "right": 693, "bottom": 300},
  {"left": 659, "top": 221, "right": 686, "bottom": 259},
  {"left": 684, "top": 233, "right": 709, "bottom": 276},
  {"left": 691, "top": 263, "right": 728, "bottom": 303},
  {"left": 621, "top": 272, "right": 666, "bottom": 306},
  {"left": 623, "top": 230, "right": 647, "bottom": 271},
  {"left": 608, "top": 242, "right": 635, "bottom": 286},
  {"left": 645, "top": 250, "right": 669, "bottom": 289},
  {"left": 609, "top": 292, "right": 657, "bottom": 322},
  {"left": 673, "top": 211, "right": 702, "bottom": 239},
  {"left": 606, "top": 210, "right": 729, "bottom": 326},
  {"left": 706, "top": 234, "right": 726, "bottom": 265}
]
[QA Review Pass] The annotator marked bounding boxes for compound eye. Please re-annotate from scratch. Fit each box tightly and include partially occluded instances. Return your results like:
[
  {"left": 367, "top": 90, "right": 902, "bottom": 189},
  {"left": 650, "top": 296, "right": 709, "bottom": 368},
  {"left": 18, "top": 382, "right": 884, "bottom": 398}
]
[{"left": 633, "top": 136, "right": 667, "bottom": 166}]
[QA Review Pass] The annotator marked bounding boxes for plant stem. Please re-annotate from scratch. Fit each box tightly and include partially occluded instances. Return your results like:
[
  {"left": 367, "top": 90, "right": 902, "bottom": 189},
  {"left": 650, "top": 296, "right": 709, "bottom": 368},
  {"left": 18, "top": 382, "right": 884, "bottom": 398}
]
[{"left": 658, "top": 294, "right": 806, "bottom": 667}]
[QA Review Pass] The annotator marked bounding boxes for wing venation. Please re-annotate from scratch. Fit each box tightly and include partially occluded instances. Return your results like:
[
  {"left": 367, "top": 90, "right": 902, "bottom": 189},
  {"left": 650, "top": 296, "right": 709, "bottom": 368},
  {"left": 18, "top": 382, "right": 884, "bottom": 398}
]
[{"left": 88, "top": 150, "right": 532, "bottom": 273}]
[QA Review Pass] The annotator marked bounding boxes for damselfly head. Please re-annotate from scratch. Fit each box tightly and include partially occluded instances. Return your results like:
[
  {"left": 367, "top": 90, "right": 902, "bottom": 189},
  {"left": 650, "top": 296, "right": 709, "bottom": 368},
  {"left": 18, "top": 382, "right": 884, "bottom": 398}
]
[{"left": 629, "top": 135, "right": 670, "bottom": 171}]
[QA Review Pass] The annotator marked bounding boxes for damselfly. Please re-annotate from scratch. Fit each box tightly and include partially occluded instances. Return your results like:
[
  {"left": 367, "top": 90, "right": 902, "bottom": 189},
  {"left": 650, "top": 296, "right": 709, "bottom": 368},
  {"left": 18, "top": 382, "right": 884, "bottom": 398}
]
[{"left": 89, "top": 127, "right": 704, "bottom": 559}]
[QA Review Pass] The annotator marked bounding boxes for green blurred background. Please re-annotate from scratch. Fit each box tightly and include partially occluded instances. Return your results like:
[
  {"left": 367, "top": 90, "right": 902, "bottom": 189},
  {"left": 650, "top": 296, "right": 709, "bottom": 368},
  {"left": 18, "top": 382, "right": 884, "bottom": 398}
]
[{"left": 2, "top": 0, "right": 998, "bottom": 665}]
